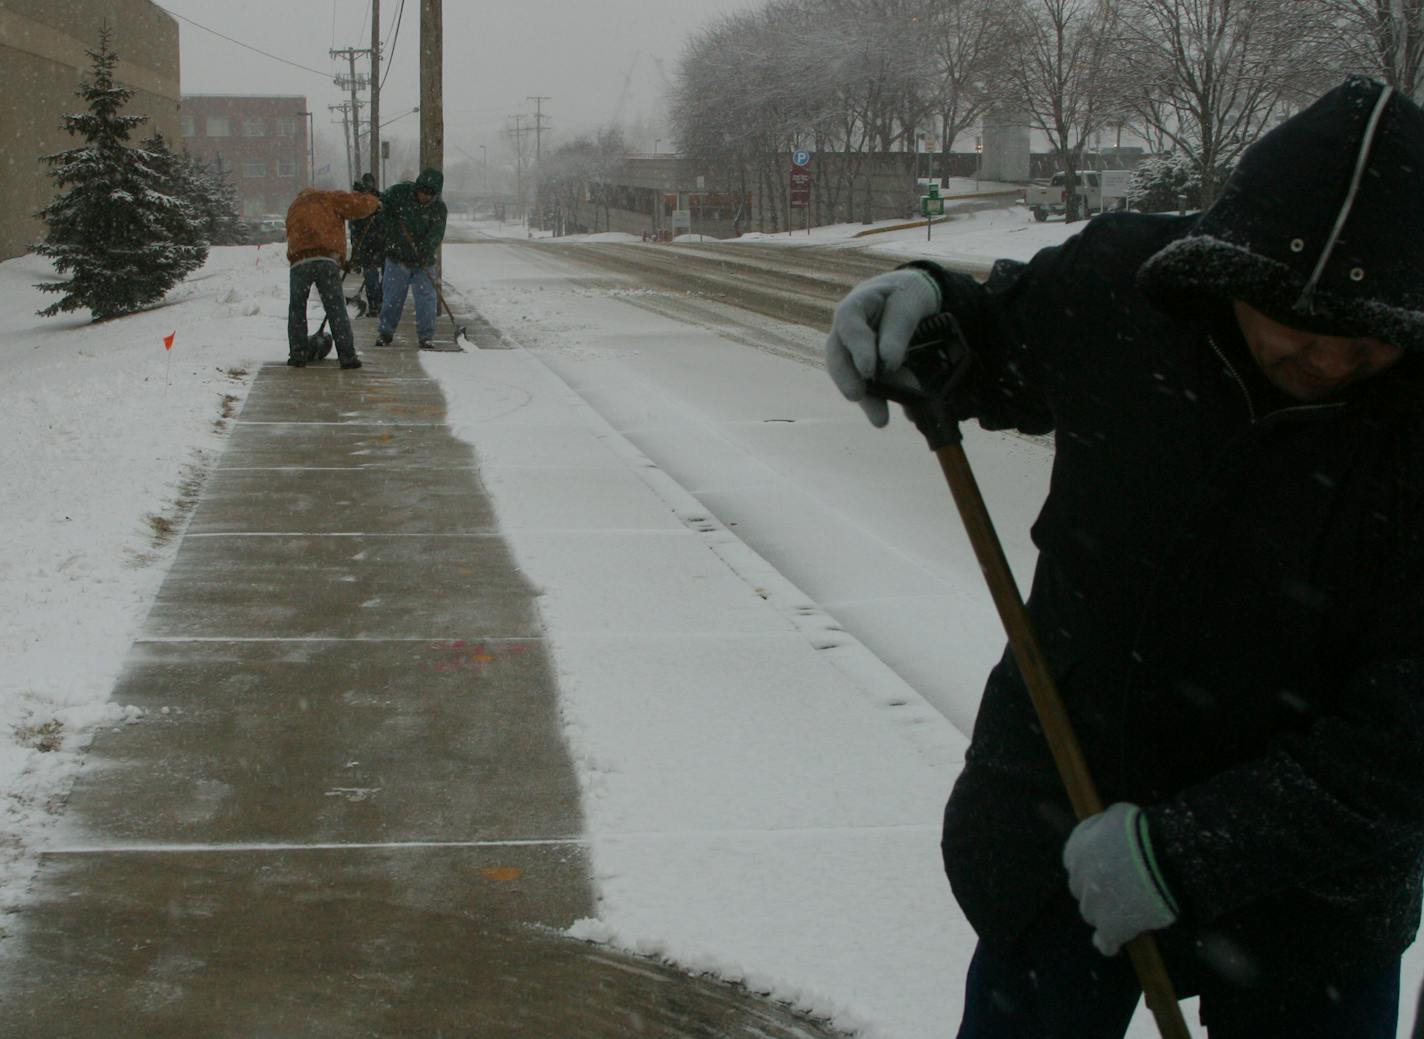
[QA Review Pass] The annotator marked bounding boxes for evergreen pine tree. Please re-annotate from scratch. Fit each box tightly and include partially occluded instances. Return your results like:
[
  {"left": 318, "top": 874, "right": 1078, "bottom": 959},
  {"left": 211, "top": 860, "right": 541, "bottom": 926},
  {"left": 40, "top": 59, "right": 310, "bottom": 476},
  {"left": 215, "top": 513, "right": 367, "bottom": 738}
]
[
  {"left": 188, "top": 153, "right": 248, "bottom": 246},
  {"left": 139, "top": 131, "right": 208, "bottom": 278},
  {"left": 34, "top": 28, "right": 206, "bottom": 320}
]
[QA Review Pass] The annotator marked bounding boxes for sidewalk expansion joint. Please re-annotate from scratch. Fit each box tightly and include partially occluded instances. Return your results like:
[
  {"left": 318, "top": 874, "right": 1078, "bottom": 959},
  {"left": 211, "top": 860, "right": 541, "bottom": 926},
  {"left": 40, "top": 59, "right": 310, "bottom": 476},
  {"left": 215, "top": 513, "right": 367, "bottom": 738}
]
[
  {"left": 217, "top": 466, "right": 479, "bottom": 472},
  {"left": 234, "top": 421, "right": 448, "bottom": 427},
  {"left": 134, "top": 635, "right": 547, "bottom": 644},
  {"left": 45, "top": 837, "right": 588, "bottom": 855},
  {"left": 45, "top": 822, "right": 938, "bottom": 856},
  {"left": 182, "top": 531, "right": 512, "bottom": 538}
]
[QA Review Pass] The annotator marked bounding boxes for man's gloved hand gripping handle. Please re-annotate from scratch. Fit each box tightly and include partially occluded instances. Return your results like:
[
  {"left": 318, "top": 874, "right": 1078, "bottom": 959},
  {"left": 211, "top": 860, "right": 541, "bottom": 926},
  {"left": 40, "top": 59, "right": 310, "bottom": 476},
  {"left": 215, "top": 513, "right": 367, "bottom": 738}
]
[
  {"left": 1064, "top": 802, "right": 1180, "bottom": 956},
  {"left": 827, "top": 268, "right": 979, "bottom": 448},
  {"left": 826, "top": 269, "right": 944, "bottom": 427}
]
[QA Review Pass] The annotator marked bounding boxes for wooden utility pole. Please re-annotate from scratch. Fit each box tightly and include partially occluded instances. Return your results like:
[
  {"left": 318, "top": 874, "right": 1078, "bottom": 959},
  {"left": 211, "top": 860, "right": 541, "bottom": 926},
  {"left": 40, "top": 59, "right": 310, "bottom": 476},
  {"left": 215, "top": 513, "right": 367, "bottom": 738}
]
[
  {"left": 370, "top": 0, "right": 381, "bottom": 188},
  {"left": 419, "top": 0, "right": 443, "bottom": 176},
  {"left": 331, "top": 47, "right": 370, "bottom": 180},
  {"left": 527, "top": 96, "right": 550, "bottom": 165},
  {"left": 526, "top": 95, "right": 550, "bottom": 231},
  {"left": 507, "top": 114, "right": 531, "bottom": 222}
]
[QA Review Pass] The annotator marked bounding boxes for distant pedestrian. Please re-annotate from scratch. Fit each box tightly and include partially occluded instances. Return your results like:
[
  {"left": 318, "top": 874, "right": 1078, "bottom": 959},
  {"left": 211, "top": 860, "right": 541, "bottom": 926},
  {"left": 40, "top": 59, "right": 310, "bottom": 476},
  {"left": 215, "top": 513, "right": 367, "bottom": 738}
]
[
  {"left": 284, "top": 187, "right": 379, "bottom": 369},
  {"left": 348, "top": 173, "right": 384, "bottom": 316},
  {"left": 374, "top": 168, "right": 448, "bottom": 351}
]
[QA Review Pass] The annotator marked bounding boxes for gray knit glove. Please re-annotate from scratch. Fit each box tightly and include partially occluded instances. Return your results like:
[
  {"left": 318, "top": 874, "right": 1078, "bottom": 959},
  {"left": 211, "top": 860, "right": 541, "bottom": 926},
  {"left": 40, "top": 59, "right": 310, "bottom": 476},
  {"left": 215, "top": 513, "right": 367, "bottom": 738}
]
[
  {"left": 1063, "top": 802, "right": 1179, "bottom": 956},
  {"left": 825, "top": 269, "right": 942, "bottom": 427}
]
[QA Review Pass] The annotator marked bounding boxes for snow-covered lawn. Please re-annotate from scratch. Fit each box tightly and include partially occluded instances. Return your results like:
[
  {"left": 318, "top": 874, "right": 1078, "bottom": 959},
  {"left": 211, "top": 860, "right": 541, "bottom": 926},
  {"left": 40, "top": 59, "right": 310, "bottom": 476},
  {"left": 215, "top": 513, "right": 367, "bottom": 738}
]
[{"left": 0, "top": 245, "right": 279, "bottom": 907}]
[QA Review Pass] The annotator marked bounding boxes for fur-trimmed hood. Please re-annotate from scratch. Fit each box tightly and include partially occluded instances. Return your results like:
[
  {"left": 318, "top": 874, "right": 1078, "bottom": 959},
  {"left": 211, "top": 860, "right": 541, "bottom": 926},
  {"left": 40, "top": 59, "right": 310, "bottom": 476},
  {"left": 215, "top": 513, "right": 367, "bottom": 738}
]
[{"left": 1138, "top": 76, "right": 1424, "bottom": 352}]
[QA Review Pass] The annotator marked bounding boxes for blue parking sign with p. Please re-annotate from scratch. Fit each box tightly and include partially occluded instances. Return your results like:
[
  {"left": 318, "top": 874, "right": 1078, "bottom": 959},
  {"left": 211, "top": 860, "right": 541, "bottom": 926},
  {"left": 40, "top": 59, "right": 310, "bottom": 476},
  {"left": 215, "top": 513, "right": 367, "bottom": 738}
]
[{"left": 792, "top": 149, "right": 811, "bottom": 167}]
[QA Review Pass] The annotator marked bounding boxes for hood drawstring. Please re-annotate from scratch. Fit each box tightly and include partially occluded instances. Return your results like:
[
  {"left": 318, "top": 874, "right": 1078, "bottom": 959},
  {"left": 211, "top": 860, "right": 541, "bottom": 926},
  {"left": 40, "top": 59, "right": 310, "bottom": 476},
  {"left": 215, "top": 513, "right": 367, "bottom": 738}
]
[{"left": 1295, "top": 84, "right": 1395, "bottom": 317}]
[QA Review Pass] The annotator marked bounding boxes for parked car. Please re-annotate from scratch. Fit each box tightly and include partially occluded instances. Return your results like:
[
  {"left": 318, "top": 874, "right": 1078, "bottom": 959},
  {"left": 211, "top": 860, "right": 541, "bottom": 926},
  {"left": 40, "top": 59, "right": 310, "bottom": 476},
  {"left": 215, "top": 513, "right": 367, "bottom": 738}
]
[
  {"left": 1024, "top": 170, "right": 1127, "bottom": 221},
  {"left": 243, "top": 217, "right": 286, "bottom": 244}
]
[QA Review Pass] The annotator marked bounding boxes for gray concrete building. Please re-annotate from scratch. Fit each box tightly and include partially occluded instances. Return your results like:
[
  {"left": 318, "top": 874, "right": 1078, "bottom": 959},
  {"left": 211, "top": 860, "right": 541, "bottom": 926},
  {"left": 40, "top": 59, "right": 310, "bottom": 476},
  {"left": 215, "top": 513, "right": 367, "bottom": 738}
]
[
  {"left": 980, "top": 107, "right": 1032, "bottom": 184},
  {"left": 0, "top": 0, "right": 180, "bottom": 260}
]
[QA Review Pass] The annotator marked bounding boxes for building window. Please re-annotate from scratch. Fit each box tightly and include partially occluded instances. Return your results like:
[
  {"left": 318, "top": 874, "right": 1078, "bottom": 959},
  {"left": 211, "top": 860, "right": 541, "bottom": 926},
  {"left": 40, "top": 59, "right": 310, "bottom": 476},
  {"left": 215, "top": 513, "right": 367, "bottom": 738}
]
[
  {"left": 276, "top": 159, "right": 296, "bottom": 177},
  {"left": 181, "top": 114, "right": 195, "bottom": 137},
  {"left": 276, "top": 117, "right": 298, "bottom": 137},
  {"left": 243, "top": 117, "right": 265, "bottom": 137},
  {"left": 242, "top": 161, "right": 267, "bottom": 178},
  {"left": 242, "top": 199, "right": 264, "bottom": 218},
  {"left": 206, "top": 116, "right": 229, "bottom": 137}
]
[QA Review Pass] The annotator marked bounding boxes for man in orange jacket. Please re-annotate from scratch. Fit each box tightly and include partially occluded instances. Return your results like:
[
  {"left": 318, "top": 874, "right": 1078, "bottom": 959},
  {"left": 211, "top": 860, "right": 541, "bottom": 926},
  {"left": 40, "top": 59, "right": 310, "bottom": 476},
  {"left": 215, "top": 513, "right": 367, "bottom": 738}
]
[{"left": 284, "top": 187, "right": 379, "bottom": 369}]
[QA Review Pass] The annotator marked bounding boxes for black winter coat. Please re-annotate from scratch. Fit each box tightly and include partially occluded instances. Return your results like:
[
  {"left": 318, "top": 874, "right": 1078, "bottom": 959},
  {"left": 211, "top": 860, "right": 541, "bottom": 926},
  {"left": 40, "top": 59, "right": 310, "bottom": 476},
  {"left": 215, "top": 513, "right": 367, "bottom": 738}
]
[
  {"left": 349, "top": 208, "right": 384, "bottom": 266},
  {"left": 918, "top": 211, "right": 1424, "bottom": 994}
]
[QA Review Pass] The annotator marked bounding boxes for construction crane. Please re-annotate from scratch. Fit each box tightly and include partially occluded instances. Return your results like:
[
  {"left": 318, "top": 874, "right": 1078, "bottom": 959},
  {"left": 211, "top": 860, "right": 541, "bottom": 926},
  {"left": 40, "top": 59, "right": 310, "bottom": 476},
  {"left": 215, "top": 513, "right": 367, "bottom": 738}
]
[
  {"left": 649, "top": 53, "right": 674, "bottom": 94},
  {"left": 610, "top": 50, "right": 641, "bottom": 128}
]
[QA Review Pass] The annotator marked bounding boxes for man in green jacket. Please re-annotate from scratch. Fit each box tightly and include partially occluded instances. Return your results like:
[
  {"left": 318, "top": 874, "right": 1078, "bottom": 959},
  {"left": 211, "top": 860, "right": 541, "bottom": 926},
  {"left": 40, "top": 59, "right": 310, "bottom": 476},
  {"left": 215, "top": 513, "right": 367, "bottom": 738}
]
[{"left": 373, "top": 167, "right": 448, "bottom": 350}]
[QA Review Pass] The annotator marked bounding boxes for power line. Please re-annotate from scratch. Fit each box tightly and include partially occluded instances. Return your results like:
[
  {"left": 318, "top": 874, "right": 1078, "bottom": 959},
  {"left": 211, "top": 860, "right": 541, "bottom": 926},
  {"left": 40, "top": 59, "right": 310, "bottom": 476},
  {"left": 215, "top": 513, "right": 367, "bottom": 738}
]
[
  {"left": 380, "top": 0, "right": 407, "bottom": 91},
  {"left": 157, "top": 5, "right": 332, "bottom": 78},
  {"left": 383, "top": 0, "right": 402, "bottom": 45}
]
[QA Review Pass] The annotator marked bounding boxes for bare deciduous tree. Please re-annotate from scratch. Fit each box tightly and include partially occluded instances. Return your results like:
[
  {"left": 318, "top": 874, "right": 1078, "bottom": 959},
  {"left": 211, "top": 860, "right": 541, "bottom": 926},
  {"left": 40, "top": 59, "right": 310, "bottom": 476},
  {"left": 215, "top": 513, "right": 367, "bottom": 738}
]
[
  {"left": 924, "top": 0, "right": 1020, "bottom": 173},
  {"left": 1004, "top": 0, "right": 1123, "bottom": 221},
  {"left": 1112, "top": 0, "right": 1323, "bottom": 207},
  {"left": 1310, "top": 0, "right": 1424, "bottom": 98},
  {"left": 538, "top": 127, "right": 629, "bottom": 235}
]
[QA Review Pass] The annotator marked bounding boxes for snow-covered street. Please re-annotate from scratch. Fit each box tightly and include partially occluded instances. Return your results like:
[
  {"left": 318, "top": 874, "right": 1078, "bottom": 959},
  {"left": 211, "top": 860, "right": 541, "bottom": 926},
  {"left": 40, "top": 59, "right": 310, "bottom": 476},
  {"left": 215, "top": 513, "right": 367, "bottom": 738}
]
[{"left": 2, "top": 209, "right": 1423, "bottom": 1036}]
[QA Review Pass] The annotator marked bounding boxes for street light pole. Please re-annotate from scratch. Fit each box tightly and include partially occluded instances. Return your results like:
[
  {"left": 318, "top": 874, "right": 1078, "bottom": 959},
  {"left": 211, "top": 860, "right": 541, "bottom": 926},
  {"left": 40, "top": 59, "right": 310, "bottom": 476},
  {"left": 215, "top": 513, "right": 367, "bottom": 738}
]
[{"left": 298, "top": 110, "right": 315, "bottom": 186}]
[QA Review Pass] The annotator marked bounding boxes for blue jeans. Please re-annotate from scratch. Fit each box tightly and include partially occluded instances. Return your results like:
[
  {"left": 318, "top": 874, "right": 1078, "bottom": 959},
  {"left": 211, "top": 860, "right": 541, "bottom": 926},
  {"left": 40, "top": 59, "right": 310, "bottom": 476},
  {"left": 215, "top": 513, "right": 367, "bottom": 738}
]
[
  {"left": 288, "top": 259, "right": 355, "bottom": 363},
  {"left": 957, "top": 900, "right": 1400, "bottom": 1039},
  {"left": 378, "top": 259, "right": 437, "bottom": 341}
]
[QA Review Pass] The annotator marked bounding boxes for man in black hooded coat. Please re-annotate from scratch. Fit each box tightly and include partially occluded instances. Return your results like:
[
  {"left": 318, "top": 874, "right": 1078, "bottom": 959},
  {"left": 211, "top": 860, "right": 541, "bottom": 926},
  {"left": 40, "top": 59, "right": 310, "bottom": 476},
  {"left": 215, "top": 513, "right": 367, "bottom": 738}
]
[
  {"left": 826, "top": 76, "right": 1424, "bottom": 1037},
  {"left": 348, "top": 173, "right": 384, "bottom": 315}
]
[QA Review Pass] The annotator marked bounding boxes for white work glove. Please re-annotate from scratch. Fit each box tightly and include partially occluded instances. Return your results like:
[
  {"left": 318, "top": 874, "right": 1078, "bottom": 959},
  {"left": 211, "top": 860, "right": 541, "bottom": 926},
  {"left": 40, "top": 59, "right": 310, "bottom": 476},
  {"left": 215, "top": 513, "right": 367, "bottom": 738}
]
[
  {"left": 1063, "top": 802, "right": 1179, "bottom": 956},
  {"left": 825, "top": 269, "right": 942, "bottom": 427}
]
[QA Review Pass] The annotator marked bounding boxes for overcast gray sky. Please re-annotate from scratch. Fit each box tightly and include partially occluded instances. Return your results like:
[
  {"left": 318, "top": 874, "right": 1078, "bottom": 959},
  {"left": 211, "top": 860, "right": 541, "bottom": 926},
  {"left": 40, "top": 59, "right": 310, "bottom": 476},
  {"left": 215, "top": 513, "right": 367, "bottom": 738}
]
[{"left": 159, "top": 0, "right": 755, "bottom": 164}]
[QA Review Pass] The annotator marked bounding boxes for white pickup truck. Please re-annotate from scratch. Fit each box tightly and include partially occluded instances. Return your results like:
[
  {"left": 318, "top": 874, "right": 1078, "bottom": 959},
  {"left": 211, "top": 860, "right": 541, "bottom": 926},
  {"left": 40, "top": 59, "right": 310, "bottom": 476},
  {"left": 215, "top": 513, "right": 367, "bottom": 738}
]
[{"left": 1025, "top": 170, "right": 1130, "bottom": 221}]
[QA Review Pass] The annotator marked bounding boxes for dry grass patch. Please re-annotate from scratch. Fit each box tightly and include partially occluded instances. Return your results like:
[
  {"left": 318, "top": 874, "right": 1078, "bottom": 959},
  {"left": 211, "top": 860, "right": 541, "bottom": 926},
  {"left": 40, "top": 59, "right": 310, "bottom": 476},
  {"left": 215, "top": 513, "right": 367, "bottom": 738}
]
[{"left": 14, "top": 719, "right": 63, "bottom": 753}]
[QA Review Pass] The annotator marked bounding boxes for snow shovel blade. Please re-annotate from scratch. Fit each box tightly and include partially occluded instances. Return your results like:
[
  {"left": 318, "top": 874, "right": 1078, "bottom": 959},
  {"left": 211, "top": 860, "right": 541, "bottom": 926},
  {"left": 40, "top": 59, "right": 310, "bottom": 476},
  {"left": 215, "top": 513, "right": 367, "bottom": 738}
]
[{"left": 306, "top": 331, "right": 334, "bottom": 361}]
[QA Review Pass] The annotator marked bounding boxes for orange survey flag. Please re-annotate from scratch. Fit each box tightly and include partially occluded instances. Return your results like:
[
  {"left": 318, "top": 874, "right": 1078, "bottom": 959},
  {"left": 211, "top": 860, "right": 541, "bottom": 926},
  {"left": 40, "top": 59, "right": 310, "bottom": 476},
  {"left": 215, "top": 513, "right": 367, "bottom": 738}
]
[{"left": 163, "top": 331, "right": 175, "bottom": 351}]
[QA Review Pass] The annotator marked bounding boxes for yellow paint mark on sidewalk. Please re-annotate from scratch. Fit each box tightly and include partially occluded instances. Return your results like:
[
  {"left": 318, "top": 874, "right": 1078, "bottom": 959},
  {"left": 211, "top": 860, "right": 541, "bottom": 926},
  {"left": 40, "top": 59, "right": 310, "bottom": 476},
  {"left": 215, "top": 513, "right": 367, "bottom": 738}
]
[{"left": 481, "top": 866, "right": 523, "bottom": 882}]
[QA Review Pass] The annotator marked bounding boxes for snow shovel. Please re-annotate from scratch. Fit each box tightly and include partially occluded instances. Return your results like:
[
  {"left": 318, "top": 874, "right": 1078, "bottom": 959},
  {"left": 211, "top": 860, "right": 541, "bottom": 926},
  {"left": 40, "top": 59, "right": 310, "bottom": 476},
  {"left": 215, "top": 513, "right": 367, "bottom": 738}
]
[
  {"left": 430, "top": 274, "right": 470, "bottom": 349},
  {"left": 394, "top": 219, "right": 470, "bottom": 348},
  {"left": 866, "top": 312, "right": 1191, "bottom": 1039},
  {"left": 305, "top": 268, "right": 363, "bottom": 361}
]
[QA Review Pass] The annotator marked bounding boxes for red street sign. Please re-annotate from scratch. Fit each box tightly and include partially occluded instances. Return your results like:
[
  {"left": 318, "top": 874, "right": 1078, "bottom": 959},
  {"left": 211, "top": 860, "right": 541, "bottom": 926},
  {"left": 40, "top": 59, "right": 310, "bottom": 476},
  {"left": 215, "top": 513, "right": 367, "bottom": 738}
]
[{"left": 789, "top": 168, "right": 812, "bottom": 208}]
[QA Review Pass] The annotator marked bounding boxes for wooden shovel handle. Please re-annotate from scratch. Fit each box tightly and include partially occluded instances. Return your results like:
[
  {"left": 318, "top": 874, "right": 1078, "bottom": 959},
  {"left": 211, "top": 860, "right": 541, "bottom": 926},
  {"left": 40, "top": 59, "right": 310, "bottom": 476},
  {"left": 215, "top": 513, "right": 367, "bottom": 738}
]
[{"left": 934, "top": 442, "right": 1191, "bottom": 1039}]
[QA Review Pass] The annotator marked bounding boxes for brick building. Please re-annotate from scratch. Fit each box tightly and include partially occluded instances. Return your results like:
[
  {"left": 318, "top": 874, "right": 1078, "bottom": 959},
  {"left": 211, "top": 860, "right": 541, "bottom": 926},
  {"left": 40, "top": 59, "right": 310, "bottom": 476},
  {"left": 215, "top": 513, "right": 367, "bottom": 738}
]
[
  {"left": 180, "top": 95, "right": 310, "bottom": 219},
  {"left": 0, "top": 0, "right": 180, "bottom": 260}
]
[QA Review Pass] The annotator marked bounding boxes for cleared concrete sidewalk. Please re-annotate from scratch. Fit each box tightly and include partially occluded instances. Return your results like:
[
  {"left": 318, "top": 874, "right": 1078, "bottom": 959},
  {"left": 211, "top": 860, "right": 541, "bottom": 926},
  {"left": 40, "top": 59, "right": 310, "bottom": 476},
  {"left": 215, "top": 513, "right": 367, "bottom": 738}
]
[{"left": 0, "top": 311, "right": 844, "bottom": 1036}]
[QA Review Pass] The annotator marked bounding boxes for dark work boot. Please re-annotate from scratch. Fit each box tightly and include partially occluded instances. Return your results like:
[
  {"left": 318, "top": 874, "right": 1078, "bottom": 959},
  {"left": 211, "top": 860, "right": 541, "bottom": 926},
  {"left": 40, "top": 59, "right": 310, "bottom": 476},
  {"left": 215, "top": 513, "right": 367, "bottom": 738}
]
[
  {"left": 287, "top": 353, "right": 306, "bottom": 368},
  {"left": 374, "top": 330, "right": 393, "bottom": 347},
  {"left": 340, "top": 357, "right": 363, "bottom": 370},
  {"left": 419, "top": 339, "right": 435, "bottom": 350}
]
